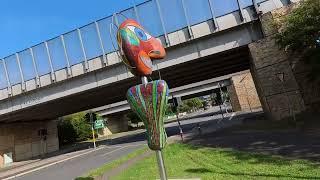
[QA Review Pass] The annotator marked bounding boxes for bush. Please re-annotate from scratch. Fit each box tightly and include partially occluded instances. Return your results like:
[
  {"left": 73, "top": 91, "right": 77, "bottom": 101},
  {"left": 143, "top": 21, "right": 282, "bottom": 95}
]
[
  {"left": 58, "top": 112, "right": 95, "bottom": 145},
  {"left": 275, "top": 0, "right": 320, "bottom": 81},
  {"left": 127, "top": 111, "right": 141, "bottom": 124}
]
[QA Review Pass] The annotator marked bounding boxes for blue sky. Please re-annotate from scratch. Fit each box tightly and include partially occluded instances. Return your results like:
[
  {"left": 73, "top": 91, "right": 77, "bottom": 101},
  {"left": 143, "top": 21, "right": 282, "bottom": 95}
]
[
  {"left": 0, "top": 0, "right": 146, "bottom": 58},
  {"left": 0, "top": 0, "right": 255, "bottom": 88}
]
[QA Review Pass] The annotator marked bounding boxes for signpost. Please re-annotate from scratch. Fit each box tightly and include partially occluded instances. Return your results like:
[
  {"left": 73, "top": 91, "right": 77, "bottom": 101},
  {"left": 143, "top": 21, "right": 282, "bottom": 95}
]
[{"left": 94, "top": 119, "right": 105, "bottom": 129}]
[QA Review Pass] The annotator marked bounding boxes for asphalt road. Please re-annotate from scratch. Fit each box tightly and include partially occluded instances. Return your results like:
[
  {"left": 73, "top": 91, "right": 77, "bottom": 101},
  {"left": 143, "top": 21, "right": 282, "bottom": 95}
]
[
  {"left": 9, "top": 110, "right": 252, "bottom": 180},
  {"left": 14, "top": 143, "right": 144, "bottom": 180}
]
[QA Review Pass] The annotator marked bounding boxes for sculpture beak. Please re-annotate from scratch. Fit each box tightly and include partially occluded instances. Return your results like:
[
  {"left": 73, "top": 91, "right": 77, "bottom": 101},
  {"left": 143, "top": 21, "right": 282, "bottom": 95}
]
[{"left": 148, "top": 45, "right": 166, "bottom": 59}]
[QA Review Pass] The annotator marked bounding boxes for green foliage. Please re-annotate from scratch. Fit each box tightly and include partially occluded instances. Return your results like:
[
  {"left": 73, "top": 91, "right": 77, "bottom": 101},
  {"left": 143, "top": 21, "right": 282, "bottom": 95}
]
[
  {"left": 127, "top": 111, "right": 142, "bottom": 124},
  {"left": 178, "top": 97, "right": 204, "bottom": 113},
  {"left": 275, "top": 0, "right": 320, "bottom": 80},
  {"left": 58, "top": 112, "right": 95, "bottom": 145},
  {"left": 177, "top": 103, "right": 192, "bottom": 113},
  {"left": 165, "top": 104, "right": 175, "bottom": 116},
  {"left": 221, "top": 90, "right": 230, "bottom": 103}
]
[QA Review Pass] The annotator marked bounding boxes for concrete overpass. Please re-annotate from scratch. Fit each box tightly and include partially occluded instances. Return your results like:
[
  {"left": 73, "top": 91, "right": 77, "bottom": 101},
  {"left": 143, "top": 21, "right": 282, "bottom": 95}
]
[
  {"left": 0, "top": 0, "right": 290, "bottom": 123},
  {"left": 92, "top": 71, "right": 244, "bottom": 116},
  {"left": 0, "top": 0, "right": 304, "bottom": 165}
]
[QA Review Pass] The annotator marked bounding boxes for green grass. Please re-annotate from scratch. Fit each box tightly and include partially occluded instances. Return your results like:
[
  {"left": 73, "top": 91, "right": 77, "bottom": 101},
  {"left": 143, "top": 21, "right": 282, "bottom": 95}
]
[
  {"left": 76, "top": 146, "right": 148, "bottom": 179},
  {"left": 113, "top": 143, "right": 320, "bottom": 180}
]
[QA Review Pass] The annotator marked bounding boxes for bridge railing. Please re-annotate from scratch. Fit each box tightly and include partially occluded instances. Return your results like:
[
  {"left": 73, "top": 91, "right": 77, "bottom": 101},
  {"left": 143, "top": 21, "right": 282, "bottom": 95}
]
[{"left": 0, "top": 0, "right": 289, "bottom": 92}]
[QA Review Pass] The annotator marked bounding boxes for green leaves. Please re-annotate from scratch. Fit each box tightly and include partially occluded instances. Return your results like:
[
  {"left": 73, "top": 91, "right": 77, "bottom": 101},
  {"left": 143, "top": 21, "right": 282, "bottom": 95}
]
[{"left": 275, "top": 0, "right": 320, "bottom": 81}]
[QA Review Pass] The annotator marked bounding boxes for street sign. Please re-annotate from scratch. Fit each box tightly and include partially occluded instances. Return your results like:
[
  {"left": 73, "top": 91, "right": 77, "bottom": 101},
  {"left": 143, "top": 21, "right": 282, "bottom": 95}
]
[{"left": 94, "top": 119, "right": 105, "bottom": 129}]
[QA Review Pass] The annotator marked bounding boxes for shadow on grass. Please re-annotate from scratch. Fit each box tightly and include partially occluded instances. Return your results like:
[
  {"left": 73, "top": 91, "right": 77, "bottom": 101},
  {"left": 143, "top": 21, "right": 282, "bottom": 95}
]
[
  {"left": 214, "top": 171, "right": 320, "bottom": 179},
  {"left": 186, "top": 121, "right": 320, "bottom": 163},
  {"left": 182, "top": 145, "right": 320, "bottom": 179},
  {"left": 185, "top": 168, "right": 213, "bottom": 173},
  {"left": 74, "top": 177, "right": 94, "bottom": 180}
]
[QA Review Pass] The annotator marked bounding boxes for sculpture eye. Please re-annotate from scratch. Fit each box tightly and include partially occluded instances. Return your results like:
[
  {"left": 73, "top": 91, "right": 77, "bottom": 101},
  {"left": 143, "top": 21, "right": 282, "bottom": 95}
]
[{"left": 127, "top": 26, "right": 151, "bottom": 41}]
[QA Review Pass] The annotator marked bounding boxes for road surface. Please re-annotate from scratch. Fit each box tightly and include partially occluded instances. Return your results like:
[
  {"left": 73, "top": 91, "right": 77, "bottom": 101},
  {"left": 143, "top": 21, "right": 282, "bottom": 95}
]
[{"left": 7, "top": 110, "right": 260, "bottom": 180}]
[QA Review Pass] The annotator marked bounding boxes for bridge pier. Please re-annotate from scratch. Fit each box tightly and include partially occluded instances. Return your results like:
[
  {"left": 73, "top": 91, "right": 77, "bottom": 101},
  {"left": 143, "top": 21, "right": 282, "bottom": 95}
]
[
  {"left": 0, "top": 120, "right": 59, "bottom": 167},
  {"left": 228, "top": 71, "right": 262, "bottom": 112},
  {"left": 97, "top": 113, "right": 129, "bottom": 137},
  {"left": 248, "top": 4, "right": 320, "bottom": 120}
]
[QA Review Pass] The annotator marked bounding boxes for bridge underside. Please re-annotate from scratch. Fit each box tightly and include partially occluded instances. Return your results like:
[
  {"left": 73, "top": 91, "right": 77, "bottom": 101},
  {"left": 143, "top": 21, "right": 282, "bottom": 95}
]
[{"left": 1, "top": 46, "right": 250, "bottom": 123}]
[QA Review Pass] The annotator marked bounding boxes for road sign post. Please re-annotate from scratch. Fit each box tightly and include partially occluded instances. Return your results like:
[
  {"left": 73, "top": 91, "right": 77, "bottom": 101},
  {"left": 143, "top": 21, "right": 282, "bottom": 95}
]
[{"left": 89, "top": 112, "right": 97, "bottom": 149}]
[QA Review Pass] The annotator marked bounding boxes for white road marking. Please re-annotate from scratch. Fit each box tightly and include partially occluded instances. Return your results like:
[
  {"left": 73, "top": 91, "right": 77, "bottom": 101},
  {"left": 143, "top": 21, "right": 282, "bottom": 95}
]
[
  {"left": 2, "top": 146, "right": 104, "bottom": 180},
  {"left": 101, "top": 143, "right": 145, "bottom": 157},
  {"left": 3, "top": 143, "right": 144, "bottom": 180},
  {"left": 228, "top": 112, "right": 236, "bottom": 120}
]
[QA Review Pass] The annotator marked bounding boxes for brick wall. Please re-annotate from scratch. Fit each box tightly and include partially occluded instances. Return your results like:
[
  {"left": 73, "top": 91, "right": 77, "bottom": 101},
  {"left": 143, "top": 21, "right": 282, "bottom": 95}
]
[
  {"left": 248, "top": 2, "right": 320, "bottom": 120},
  {"left": 104, "top": 114, "right": 129, "bottom": 134},
  {"left": 228, "top": 72, "right": 262, "bottom": 112}
]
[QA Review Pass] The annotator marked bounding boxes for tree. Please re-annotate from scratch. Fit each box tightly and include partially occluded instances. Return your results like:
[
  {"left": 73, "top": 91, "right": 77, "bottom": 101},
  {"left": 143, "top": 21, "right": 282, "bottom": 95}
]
[
  {"left": 178, "top": 97, "right": 204, "bottom": 113},
  {"left": 58, "top": 112, "right": 94, "bottom": 145},
  {"left": 275, "top": 0, "right": 320, "bottom": 81},
  {"left": 127, "top": 111, "right": 142, "bottom": 124}
]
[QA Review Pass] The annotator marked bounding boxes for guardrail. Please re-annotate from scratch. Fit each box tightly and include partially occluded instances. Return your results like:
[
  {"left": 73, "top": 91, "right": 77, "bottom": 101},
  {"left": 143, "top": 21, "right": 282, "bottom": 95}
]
[{"left": 0, "top": 0, "right": 290, "bottom": 93}]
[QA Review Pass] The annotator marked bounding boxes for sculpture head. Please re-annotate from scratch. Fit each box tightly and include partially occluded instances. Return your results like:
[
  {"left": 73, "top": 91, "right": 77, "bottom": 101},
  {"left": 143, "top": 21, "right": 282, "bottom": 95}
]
[{"left": 117, "top": 19, "right": 166, "bottom": 76}]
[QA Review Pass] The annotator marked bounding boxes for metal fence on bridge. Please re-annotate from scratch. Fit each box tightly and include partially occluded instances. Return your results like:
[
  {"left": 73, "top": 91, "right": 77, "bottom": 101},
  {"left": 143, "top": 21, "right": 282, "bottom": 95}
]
[{"left": 0, "top": 0, "right": 290, "bottom": 90}]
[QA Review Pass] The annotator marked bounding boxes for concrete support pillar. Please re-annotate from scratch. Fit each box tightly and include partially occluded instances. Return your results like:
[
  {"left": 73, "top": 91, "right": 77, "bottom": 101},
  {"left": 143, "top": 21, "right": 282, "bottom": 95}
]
[
  {"left": 0, "top": 120, "right": 59, "bottom": 165},
  {"left": 103, "top": 114, "right": 129, "bottom": 135},
  {"left": 228, "top": 72, "right": 262, "bottom": 112},
  {"left": 248, "top": 5, "right": 306, "bottom": 120}
]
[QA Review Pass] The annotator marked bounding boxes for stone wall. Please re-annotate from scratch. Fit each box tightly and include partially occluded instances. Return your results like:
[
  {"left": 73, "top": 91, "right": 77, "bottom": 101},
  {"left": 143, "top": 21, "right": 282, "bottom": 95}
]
[
  {"left": 103, "top": 114, "right": 129, "bottom": 135},
  {"left": 248, "top": 2, "right": 320, "bottom": 120},
  {"left": 0, "top": 120, "right": 59, "bottom": 167},
  {"left": 228, "top": 72, "right": 262, "bottom": 112}
]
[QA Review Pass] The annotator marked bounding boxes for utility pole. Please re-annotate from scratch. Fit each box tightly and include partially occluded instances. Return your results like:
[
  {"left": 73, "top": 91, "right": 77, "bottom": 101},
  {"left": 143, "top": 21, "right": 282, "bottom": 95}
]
[
  {"left": 90, "top": 111, "right": 97, "bottom": 149},
  {"left": 173, "top": 96, "right": 184, "bottom": 141}
]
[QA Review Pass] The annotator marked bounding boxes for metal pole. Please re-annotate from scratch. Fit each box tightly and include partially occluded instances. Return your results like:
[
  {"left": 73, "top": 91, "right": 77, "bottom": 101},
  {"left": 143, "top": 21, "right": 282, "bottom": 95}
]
[
  {"left": 252, "top": 0, "right": 260, "bottom": 15},
  {"left": 132, "top": 0, "right": 141, "bottom": 23},
  {"left": 155, "top": 0, "right": 170, "bottom": 47},
  {"left": 77, "top": 28, "right": 89, "bottom": 72},
  {"left": 236, "top": 0, "right": 245, "bottom": 22},
  {"left": 173, "top": 96, "right": 184, "bottom": 141},
  {"left": 218, "top": 83, "right": 224, "bottom": 119},
  {"left": 15, "top": 53, "right": 25, "bottom": 91},
  {"left": 29, "top": 48, "right": 40, "bottom": 87},
  {"left": 1, "top": 59, "right": 11, "bottom": 94},
  {"left": 90, "top": 111, "right": 97, "bottom": 149},
  {"left": 95, "top": 21, "right": 108, "bottom": 66},
  {"left": 156, "top": 150, "right": 168, "bottom": 180},
  {"left": 141, "top": 76, "right": 167, "bottom": 180},
  {"left": 181, "top": 0, "right": 194, "bottom": 39},
  {"left": 207, "top": 0, "right": 219, "bottom": 30},
  {"left": 44, "top": 41, "right": 56, "bottom": 82},
  {"left": 60, "top": 35, "right": 72, "bottom": 77}
]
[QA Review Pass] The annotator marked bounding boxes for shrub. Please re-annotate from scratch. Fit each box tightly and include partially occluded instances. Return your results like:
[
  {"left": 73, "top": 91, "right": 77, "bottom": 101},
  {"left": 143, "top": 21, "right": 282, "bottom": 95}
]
[
  {"left": 275, "top": 0, "right": 320, "bottom": 81},
  {"left": 58, "top": 112, "right": 95, "bottom": 145}
]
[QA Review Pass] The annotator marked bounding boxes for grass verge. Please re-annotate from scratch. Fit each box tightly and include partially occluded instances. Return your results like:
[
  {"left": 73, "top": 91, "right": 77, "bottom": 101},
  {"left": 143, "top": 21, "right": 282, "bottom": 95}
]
[
  {"left": 113, "top": 143, "right": 320, "bottom": 180},
  {"left": 75, "top": 146, "right": 148, "bottom": 180}
]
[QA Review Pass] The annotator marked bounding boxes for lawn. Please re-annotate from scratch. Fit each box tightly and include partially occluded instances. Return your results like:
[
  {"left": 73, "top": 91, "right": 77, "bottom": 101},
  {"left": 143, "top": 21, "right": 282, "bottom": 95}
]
[
  {"left": 76, "top": 147, "right": 148, "bottom": 179},
  {"left": 113, "top": 143, "right": 320, "bottom": 180}
]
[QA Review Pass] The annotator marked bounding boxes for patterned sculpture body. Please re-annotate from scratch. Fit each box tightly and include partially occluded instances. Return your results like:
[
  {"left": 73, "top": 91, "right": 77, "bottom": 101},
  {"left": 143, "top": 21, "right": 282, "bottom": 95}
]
[
  {"left": 117, "top": 19, "right": 165, "bottom": 76},
  {"left": 127, "top": 80, "right": 169, "bottom": 150},
  {"left": 117, "top": 19, "right": 168, "bottom": 151}
]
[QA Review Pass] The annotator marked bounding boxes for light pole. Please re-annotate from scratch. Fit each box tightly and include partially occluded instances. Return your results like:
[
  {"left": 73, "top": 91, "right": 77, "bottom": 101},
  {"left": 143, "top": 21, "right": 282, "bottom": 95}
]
[
  {"left": 89, "top": 111, "right": 97, "bottom": 149},
  {"left": 141, "top": 77, "right": 168, "bottom": 180},
  {"left": 173, "top": 96, "right": 184, "bottom": 141},
  {"left": 218, "top": 82, "right": 225, "bottom": 120}
]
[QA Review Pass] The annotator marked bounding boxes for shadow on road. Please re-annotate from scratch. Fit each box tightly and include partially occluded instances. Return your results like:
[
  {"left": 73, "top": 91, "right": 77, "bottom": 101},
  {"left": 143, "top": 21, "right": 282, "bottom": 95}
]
[{"left": 188, "top": 127, "right": 320, "bottom": 162}]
